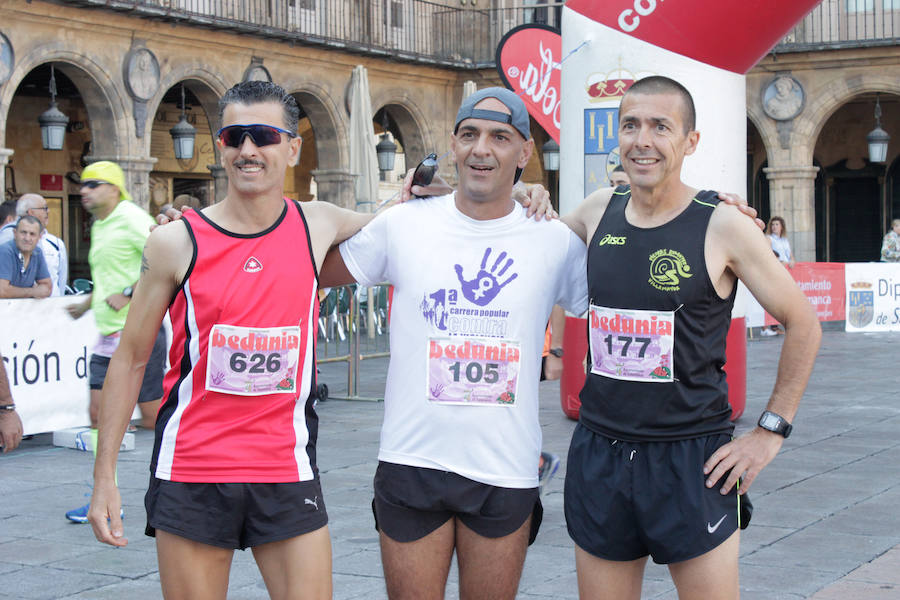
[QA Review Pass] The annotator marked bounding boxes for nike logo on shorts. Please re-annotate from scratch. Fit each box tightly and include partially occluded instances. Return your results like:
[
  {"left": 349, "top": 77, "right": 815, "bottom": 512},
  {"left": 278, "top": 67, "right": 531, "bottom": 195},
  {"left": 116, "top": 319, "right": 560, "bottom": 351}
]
[{"left": 707, "top": 514, "right": 727, "bottom": 534}]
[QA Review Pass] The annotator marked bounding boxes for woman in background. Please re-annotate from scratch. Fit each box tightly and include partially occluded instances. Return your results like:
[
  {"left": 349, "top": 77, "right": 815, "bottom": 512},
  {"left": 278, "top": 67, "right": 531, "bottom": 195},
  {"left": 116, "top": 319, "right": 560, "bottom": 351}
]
[{"left": 761, "top": 216, "right": 794, "bottom": 336}]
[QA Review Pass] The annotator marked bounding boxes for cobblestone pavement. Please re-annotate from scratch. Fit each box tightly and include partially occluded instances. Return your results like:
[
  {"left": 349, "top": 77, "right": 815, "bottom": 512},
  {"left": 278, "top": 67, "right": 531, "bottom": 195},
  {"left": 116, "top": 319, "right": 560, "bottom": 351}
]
[{"left": 1, "top": 328, "right": 898, "bottom": 599}]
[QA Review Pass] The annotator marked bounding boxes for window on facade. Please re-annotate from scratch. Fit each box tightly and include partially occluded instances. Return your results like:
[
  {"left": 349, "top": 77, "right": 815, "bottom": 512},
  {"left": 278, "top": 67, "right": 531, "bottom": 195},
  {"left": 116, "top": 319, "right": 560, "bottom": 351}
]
[
  {"left": 289, "top": 0, "right": 316, "bottom": 9},
  {"left": 846, "top": 0, "right": 874, "bottom": 12},
  {"left": 885, "top": 0, "right": 900, "bottom": 10},
  {"left": 384, "top": 1, "right": 403, "bottom": 27}
]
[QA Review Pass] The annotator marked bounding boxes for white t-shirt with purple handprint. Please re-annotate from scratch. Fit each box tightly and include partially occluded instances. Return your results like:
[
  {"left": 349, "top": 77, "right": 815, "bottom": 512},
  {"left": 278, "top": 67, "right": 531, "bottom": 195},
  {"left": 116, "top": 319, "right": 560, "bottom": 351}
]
[{"left": 339, "top": 193, "right": 587, "bottom": 488}]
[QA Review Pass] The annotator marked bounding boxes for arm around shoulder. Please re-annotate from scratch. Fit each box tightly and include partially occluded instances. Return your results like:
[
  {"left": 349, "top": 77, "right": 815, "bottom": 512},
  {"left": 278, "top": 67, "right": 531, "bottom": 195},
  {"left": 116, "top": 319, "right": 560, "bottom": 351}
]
[{"left": 561, "top": 187, "right": 615, "bottom": 244}]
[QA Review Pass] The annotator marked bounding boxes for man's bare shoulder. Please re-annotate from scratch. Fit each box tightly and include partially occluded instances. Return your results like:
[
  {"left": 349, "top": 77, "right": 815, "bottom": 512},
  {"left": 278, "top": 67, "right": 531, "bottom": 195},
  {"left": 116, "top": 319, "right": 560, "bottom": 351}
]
[
  {"left": 145, "top": 219, "right": 193, "bottom": 282},
  {"left": 562, "top": 186, "right": 616, "bottom": 243}
]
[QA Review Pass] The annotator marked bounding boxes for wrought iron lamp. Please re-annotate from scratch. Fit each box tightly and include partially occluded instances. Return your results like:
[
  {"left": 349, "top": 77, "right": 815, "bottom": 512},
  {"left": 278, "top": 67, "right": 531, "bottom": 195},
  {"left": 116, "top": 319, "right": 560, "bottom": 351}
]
[
  {"left": 170, "top": 84, "right": 196, "bottom": 161},
  {"left": 867, "top": 94, "right": 890, "bottom": 164},
  {"left": 37, "top": 64, "right": 69, "bottom": 151}
]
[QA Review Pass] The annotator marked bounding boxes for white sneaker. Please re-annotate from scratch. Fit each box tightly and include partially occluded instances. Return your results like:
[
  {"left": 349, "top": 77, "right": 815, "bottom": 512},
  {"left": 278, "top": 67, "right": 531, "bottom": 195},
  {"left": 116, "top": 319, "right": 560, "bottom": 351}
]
[{"left": 759, "top": 328, "right": 777, "bottom": 337}]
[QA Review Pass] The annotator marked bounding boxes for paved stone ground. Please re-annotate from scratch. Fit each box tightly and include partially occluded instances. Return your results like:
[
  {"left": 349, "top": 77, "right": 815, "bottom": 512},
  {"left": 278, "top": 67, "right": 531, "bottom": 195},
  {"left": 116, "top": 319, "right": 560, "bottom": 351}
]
[{"left": 1, "top": 328, "right": 898, "bottom": 599}]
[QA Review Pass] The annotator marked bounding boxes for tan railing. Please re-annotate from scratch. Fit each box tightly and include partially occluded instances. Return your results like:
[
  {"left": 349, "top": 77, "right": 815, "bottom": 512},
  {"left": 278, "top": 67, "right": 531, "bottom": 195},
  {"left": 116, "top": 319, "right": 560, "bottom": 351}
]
[
  {"left": 317, "top": 283, "right": 390, "bottom": 401},
  {"left": 777, "top": 0, "right": 900, "bottom": 51},
  {"left": 59, "top": 0, "right": 564, "bottom": 68}
]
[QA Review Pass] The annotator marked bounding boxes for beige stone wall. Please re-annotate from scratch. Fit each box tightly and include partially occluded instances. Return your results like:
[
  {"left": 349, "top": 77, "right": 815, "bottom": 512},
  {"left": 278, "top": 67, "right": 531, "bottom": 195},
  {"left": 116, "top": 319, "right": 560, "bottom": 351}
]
[{"left": 0, "top": 0, "right": 482, "bottom": 214}]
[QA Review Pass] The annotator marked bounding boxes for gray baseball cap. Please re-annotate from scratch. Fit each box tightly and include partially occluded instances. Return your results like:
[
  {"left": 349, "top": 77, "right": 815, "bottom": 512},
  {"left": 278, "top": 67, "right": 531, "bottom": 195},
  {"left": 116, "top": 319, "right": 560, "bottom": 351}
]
[{"left": 454, "top": 87, "right": 531, "bottom": 140}]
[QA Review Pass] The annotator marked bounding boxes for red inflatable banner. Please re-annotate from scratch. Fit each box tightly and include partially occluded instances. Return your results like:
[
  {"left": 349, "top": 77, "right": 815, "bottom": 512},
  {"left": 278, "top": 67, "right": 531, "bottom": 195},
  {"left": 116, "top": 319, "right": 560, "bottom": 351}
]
[
  {"left": 496, "top": 24, "right": 562, "bottom": 142},
  {"left": 565, "top": 0, "right": 821, "bottom": 74}
]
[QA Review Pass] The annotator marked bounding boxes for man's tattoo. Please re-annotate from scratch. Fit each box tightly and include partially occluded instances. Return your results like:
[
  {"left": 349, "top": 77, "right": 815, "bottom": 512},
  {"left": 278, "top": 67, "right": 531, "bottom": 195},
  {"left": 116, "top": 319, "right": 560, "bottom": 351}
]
[{"left": 141, "top": 250, "right": 149, "bottom": 275}]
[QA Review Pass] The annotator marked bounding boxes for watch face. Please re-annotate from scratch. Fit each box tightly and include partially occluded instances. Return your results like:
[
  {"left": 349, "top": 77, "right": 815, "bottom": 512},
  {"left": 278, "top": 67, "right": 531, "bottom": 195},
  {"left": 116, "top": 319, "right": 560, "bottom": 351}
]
[{"left": 760, "top": 412, "right": 781, "bottom": 430}]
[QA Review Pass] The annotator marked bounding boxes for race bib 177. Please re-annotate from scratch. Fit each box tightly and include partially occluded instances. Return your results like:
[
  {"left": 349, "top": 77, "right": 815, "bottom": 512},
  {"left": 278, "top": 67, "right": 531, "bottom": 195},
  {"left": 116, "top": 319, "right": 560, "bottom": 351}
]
[{"left": 588, "top": 304, "right": 674, "bottom": 383}]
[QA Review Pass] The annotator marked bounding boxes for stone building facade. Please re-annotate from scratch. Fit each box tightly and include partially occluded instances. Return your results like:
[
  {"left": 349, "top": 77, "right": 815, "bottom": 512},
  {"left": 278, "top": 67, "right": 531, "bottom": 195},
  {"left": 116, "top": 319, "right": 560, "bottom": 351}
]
[
  {"left": 0, "top": 0, "right": 559, "bottom": 278},
  {"left": 1, "top": 0, "right": 898, "bottom": 278}
]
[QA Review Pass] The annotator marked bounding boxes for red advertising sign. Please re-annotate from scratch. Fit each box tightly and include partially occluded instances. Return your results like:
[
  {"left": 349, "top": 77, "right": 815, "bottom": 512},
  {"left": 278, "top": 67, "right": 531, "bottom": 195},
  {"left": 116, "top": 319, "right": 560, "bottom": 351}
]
[
  {"left": 565, "top": 0, "right": 821, "bottom": 74},
  {"left": 40, "top": 173, "right": 63, "bottom": 191},
  {"left": 496, "top": 24, "right": 562, "bottom": 142},
  {"left": 765, "top": 262, "right": 846, "bottom": 325}
]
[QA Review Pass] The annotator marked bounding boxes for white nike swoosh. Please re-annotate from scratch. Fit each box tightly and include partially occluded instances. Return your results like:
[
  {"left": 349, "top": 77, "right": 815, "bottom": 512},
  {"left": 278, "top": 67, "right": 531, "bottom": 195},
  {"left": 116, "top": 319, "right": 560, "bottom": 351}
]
[{"left": 707, "top": 514, "right": 728, "bottom": 534}]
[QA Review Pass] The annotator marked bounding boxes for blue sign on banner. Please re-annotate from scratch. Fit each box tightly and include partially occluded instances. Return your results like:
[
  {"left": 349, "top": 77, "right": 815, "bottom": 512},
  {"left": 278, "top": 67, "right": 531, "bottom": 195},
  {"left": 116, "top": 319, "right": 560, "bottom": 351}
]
[{"left": 584, "top": 108, "right": 620, "bottom": 195}]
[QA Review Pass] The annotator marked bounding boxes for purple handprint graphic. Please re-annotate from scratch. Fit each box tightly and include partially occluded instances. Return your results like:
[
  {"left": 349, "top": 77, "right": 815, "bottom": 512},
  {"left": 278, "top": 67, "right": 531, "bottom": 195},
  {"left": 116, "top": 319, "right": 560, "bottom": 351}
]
[{"left": 455, "top": 248, "right": 518, "bottom": 306}]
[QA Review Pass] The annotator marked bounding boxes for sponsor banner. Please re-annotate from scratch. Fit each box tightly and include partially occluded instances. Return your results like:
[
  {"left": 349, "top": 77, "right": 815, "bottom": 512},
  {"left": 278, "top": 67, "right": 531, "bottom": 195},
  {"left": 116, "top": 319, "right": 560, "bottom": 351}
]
[
  {"left": 1, "top": 298, "right": 97, "bottom": 435},
  {"left": 496, "top": 24, "right": 562, "bottom": 142},
  {"left": 1, "top": 298, "right": 160, "bottom": 434},
  {"left": 764, "top": 263, "right": 846, "bottom": 325},
  {"left": 743, "top": 263, "right": 847, "bottom": 327},
  {"left": 565, "top": 0, "right": 820, "bottom": 74},
  {"left": 845, "top": 263, "right": 900, "bottom": 332}
]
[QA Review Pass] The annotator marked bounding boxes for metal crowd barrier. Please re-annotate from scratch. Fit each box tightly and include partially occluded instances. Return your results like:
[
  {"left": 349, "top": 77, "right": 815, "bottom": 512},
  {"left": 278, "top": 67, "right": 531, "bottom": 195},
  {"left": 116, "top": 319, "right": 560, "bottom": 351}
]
[{"left": 316, "top": 283, "right": 390, "bottom": 401}]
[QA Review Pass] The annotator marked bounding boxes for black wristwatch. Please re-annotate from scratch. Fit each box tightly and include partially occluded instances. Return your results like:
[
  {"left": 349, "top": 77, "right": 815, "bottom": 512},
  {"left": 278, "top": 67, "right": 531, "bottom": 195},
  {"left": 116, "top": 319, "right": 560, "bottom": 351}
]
[
  {"left": 548, "top": 347, "right": 564, "bottom": 358},
  {"left": 122, "top": 285, "right": 134, "bottom": 298},
  {"left": 758, "top": 410, "right": 792, "bottom": 438}
]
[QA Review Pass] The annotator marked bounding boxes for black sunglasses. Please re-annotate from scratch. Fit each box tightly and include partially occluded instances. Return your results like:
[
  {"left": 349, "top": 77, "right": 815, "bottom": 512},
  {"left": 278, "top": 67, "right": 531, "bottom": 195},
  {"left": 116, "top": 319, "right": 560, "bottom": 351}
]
[
  {"left": 80, "top": 180, "right": 107, "bottom": 189},
  {"left": 217, "top": 124, "right": 297, "bottom": 148},
  {"left": 412, "top": 153, "right": 439, "bottom": 188}
]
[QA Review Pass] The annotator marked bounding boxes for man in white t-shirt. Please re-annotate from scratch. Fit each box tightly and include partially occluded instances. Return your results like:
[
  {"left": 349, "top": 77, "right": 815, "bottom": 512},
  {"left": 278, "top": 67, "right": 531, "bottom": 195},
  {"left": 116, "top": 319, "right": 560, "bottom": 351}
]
[
  {"left": 320, "top": 88, "right": 587, "bottom": 599},
  {"left": 0, "top": 194, "right": 69, "bottom": 296}
]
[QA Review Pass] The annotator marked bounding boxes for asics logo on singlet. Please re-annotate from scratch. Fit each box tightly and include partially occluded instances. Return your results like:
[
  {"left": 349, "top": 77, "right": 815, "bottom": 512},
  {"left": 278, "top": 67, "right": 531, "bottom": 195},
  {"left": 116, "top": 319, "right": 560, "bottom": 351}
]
[
  {"left": 648, "top": 248, "right": 692, "bottom": 292},
  {"left": 243, "top": 256, "right": 263, "bottom": 273},
  {"left": 597, "top": 234, "right": 626, "bottom": 246}
]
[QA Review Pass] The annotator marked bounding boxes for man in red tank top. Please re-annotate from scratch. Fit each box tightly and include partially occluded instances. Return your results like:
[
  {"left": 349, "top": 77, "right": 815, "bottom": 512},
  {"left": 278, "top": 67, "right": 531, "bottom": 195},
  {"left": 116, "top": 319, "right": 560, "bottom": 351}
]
[{"left": 86, "top": 81, "right": 385, "bottom": 600}]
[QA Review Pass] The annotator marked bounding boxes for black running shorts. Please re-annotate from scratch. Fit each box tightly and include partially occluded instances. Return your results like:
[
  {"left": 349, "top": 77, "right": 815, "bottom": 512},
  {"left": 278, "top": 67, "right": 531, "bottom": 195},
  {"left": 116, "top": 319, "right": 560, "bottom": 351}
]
[
  {"left": 564, "top": 424, "right": 745, "bottom": 564},
  {"left": 90, "top": 327, "right": 166, "bottom": 403},
  {"left": 145, "top": 477, "right": 328, "bottom": 550},
  {"left": 372, "top": 461, "right": 542, "bottom": 545}
]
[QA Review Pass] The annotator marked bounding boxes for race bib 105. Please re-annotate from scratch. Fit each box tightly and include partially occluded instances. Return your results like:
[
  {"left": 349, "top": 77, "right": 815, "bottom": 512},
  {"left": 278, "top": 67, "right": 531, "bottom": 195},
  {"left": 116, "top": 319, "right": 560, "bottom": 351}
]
[{"left": 427, "top": 337, "right": 520, "bottom": 406}]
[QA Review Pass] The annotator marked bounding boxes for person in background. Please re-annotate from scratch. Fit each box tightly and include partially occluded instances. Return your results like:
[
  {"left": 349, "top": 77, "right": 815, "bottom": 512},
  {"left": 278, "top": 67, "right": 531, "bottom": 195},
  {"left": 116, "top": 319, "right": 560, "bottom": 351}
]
[
  {"left": 538, "top": 305, "right": 567, "bottom": 495},
  {"left": 0, "top": 200, "right": 15, "bottom": 231},
  {"left": 609, "top": 165, "right": 630, "bottom": 188},
  {"left": 0, "top": 349, "right": 24, "bottom": 453},
  {"left": 880, "top": 218, "right": 900, "bottom": 262},
  {"left": 0, "top": 194, "right": 69, "bottom": 296},
  {"left": 0, "top": 215, "right": 52, "bottom": 299},
  {"left": 64, "top": 160, "right": 167, "bottom": 523},
  {"left": 761, "top": 216, "right": 794, "bottom": 336}
]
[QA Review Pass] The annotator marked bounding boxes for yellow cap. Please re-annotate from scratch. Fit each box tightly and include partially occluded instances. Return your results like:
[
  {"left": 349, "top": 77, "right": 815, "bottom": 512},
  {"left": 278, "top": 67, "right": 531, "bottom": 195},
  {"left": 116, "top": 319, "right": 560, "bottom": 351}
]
[{"left": 80, "top": 161, "right": 132, "bottom": 202}]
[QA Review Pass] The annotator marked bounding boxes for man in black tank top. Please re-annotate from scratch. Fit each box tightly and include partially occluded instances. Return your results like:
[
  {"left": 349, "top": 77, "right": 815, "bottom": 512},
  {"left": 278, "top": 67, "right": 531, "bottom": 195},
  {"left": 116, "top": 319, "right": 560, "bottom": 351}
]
[{"left": 559, "top": 76, "right": 821, "bottom": 599}]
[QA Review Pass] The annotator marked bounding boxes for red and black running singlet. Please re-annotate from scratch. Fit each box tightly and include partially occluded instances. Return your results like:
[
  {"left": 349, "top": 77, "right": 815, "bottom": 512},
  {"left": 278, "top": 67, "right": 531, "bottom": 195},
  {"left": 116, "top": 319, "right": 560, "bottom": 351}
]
[{"left": 151, "top": 200, "right": 321, "bottom": 483}]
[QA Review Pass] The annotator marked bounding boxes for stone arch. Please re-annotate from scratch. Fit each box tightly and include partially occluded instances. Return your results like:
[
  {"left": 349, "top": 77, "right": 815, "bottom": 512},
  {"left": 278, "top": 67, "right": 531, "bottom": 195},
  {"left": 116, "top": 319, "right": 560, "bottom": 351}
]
[
  {"left": 746, "top": 109, "right": 773, "bottom": 166},
  {"left": 797, "top": 75, "right": 900, "bottom": 165},
  {"left": 144, "top": 65, "right": 229, "bottom": 163},
  {"left": 0, "top": 47, "right": 128, "bottom": 158},
  {"left": 290, "top": 82, "right": 346, "bottom": 171},
  {"left": 373, "top": 91, "right": 434, "bottom": 167}
]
